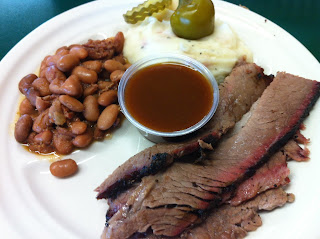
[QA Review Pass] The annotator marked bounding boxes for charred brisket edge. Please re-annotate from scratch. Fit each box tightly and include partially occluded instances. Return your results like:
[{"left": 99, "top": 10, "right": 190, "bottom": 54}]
[
  {"left": 98, "top": 153, "right": 171, "bottom": 200},
  {"left": 173, "top": 82, "right": 320, "bottom": 230},
  {"left": 98, "top": 135, "right": 222, "bottom": 199}
]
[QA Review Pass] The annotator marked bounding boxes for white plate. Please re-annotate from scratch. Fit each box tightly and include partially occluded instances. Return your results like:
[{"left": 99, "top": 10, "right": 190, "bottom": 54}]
[{"left": 0, "top": 1, "right": 319, "bottom": 238}]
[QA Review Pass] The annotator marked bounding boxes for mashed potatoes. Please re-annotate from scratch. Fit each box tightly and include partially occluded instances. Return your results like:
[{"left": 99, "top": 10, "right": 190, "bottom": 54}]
[{"left": 123, "top": 10, "right": 252, "bottom": 83}]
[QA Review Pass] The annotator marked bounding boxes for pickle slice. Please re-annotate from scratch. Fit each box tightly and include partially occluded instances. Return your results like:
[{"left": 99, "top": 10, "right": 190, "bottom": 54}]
[{"left": 123, "top": 0, "right": 172, "bottom": 24}]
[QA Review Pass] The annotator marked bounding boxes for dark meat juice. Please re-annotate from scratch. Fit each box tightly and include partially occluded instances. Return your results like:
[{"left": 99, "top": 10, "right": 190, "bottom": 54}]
[{"left": 124, "top": 63, "right": 214, "bottom": 132}]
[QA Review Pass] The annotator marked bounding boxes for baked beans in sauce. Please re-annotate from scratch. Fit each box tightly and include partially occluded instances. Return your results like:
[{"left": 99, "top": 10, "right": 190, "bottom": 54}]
[{"left": 125, "top": 63, "right": 213, "bottom": 132}]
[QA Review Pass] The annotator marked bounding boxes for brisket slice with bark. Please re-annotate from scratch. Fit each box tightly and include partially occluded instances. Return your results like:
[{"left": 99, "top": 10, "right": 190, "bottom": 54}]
[
  {"left": 104, "top": 148, "right": 288, "bottom": 223},
  {"left": 228, "top": 132, "right": 309, "bottom": 205},
  {"left": 179, "top": 188, "right": 295, "bottom": 239},
  {"left": 104, "top": 73, "right": 320, "bottom": 238},
  {"left": 126, "top": 188, "right": 294, "bottom": 239},
  {"left": 229, "top": 150, "right": 290, "bottom": 206},
  {"left": 103, "top": 132, "right": 307, "bottom": 238},
  {"left": 104, "top": 133, "right": 307, "bottom": 238},
  {"left": 104, "top": 129, "right": 307, "bottom": 220},
  {"left": 130, "top": 140, "right": 306, "bottom": 239},
  {"left": 104, "top": 147, "right": 293, "bottom": 239},
  {"left": 96, "top": 63, "right": 272, "bottom": 200},
  {"left": 126, "top": 138, "right": 300, "bottom": 239},
  {"left": 106, "top": 122, "right": 310, "bottom": 221}
]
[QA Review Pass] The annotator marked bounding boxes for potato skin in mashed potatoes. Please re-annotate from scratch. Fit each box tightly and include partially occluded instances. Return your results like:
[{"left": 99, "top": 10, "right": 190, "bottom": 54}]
[{"left": 123, "top": 12, "right": 253, "bottom": 83}]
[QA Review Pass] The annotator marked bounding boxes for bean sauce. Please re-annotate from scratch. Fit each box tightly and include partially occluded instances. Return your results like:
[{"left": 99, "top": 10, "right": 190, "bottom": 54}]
[{"left": 124, "top": 63, "right": 213, "bottom": 132}]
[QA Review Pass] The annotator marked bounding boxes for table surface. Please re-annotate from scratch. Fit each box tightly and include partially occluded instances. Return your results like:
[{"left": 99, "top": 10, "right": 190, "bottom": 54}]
[{"left": 1, "top": 0, "right": 319, "bottom": 62}]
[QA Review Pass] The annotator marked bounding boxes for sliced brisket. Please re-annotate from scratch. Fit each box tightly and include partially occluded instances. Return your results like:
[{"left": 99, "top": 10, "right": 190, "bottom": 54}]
[
  {"left": 104, "top": 143, "right": 286, "bottom": 220},
  {"left": 105, "top": 133, "right": 304, "bottom": 219},
  {"left": 180, "top": 188, "right": 294, "bottom": 239},
  {"left": 121, "top": 188, "right": 294, "bottom": 239},
  {"left": 96, "top": 63, "right": 272, "bottom": 199},
  {"left": 229, "top": 151, "right": 290, "bottom": 206},
  {"left": 126, "top": 148, "right": 295, "bottom": 239},
  {"left": 103, "top": 135, "right": 304, "bottom": 238},
  {"left": 228, "top": 133, "right": 309, "bottom": 206},
  {"left": 104, "top": 72, "right": 320, "bottom": 238}
]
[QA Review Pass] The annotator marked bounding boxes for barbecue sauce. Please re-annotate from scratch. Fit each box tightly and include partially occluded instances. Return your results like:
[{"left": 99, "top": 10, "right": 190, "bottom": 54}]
[{"left": 125, "top": 63, "right": 213, "bottom": 132}]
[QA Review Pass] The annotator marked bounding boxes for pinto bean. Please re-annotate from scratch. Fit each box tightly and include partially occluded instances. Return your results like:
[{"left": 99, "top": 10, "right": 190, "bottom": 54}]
[
  {"left": 55, "top": 47, "right": 69, "bottom": 56},
  {"left": 72, "top": 130, "right": 93, "bottom": 148},
  {"left": 124, "top": 63, "right": 132, "bottom": 70},
  {"left": 56, "top": 127, "right": 75, "bottom": 138},
  {"left": 82, "top": 60, "right": 102, "bottom": 73},
  {"left": 49, "top": 78, "right": 64, "bottom": 95},
  {"left": 83, "top": 95, "right": 100, "bottom": 122},
  {"left": 45, "top": 55, "right": 60, "bottom": 67},
  {"left": 36, "top": 97, "right": 51, "bottom": 112},
  {"left": 110, "top": 70, "right": 124, "bottom": 83},
  {"left": 57, "top": 54, "right": 80, "bottom": 72},
  {"left": 19, "top": 74, "right": 37, "bottom": 94},
  {"left": 14, "top": 114, "right": 33, "bottom": 143},
  {"left": 59, "top": 95, "right": 84, "bottom": 112},
  {"left": 83, "top": 84, "right": 98, "bottom": 97},
  {"left": 70, "top": 46, "right": 88, "bottom": 59},
  {"left": 61, "top": 75, "right": 83, "bottom": 97},
  {"left": 98, "top": 81, "right": 114, "bottom": 90},
  {"left": 19, "top": 98, "right": 36, "bottom": 115},
  {"left": 40, "top": 55, "right": 49, "bottom": 78},
  {"left": 45, "top": 65, "right": 66, "bottom": 83},
  {"left": 114, "top": 32, "right": 125, "bottom": 54},
  {"left": 18, "top": 74, "right": 40, "bottom": 106},
  {"left": 39, "top": 67, "right": 47, "bottom": 78},
  {"left": 70, "top": 121, "right": 87, "bottom": 135},
  {"left": 113, "top": 54, "right": 126, "bottom": 65},
  {"left": 72, "top": 66, "right": 97, "bottom": 84},
  {"left": 97, "top": 104, "right": 119, "bottom": 130},
  {"left": 32, "top": 77, "right": 51, "bottom": 96},
  {"left": 52, "top": 131, "right": 74, "bottom": 155},
  {"left": 27, "top": 131, "right": 55, "bottom": 154},
  {"left": 25, "top": 89, "right": 40, "bottom": 106},
  {"left": 98, "top": 90, "right": 117, "bottom": 106},
  {"left": 69, "top": 44, "right": 81, "bottom": 48},
  {"left": 50, "top": 159, "right": 78, "bottom": 178},
  {"left": 34, "top": 130, "right": 53, "bottom": 145},
  {"left": 49, "top": 75, "right": 83, "bottom": 97},
  {"left": 33, "top": 109, "right": 51, "bottom": 133},
  {"left": 41, "top": 55, "right": 50, "bottom": 70},
  {"left": 103, "top": 60, "right": 125, "bottom": 73}
]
